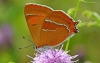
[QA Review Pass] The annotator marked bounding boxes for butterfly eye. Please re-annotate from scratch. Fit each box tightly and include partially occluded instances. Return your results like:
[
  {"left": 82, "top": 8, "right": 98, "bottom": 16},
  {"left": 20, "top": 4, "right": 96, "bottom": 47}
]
[{"left": 35, "top": 46, "right": 38, "bottom": 50}]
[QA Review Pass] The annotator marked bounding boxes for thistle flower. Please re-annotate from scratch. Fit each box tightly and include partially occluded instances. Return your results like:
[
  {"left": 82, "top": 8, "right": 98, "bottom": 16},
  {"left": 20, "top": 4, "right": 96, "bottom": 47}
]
[
  {"left": 28, "top": 45, "right": 78, "bottom": 63},
  {"left": 0, "top": 23, "right": 13, "bottom": 48}
]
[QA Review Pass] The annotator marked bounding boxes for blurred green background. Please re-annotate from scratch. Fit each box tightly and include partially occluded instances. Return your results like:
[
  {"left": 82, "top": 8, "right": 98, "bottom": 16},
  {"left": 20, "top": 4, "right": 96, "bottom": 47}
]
[{"left": 0, "top": 0, "right": 100, "bottom": 63}]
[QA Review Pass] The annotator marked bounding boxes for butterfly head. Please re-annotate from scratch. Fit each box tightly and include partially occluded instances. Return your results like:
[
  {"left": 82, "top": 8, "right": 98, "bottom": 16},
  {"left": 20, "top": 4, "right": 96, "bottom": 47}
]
[{"left": 35, "top": 46, "right": 52, "bottom": 52}]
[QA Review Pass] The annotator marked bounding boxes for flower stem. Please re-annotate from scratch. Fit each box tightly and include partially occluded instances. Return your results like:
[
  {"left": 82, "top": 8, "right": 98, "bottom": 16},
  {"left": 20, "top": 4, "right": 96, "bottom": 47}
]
[
  {"left": 65, "top": 0, "right": 81, "bottom": 51},
  {"left": 65, "top": 39, "right": 70, "bottom": 50},
  {"left": 74, "top": 0, "right": 82, "bottom": 19}
]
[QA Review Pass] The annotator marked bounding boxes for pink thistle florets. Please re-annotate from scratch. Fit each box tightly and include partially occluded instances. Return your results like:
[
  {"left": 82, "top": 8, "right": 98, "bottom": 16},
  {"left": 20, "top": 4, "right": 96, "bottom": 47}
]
[{"left": 28, "top": 45, "right": 78, "bottom": 63}]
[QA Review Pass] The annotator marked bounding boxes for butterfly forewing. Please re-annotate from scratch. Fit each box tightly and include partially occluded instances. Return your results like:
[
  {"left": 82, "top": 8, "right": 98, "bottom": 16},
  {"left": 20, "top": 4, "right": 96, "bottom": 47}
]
[{"left": 24, "top": 3, "right": 53, "bottom": 47}]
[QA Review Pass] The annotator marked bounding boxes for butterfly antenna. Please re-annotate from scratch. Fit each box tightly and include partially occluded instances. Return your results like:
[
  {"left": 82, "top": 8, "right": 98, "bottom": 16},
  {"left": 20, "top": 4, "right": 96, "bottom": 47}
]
[
  {"left": 23, "top": 36, "right": 36, "bottom": 45},
  {"left": 19, "top": 45, "right": 35, "bottom": 50}
]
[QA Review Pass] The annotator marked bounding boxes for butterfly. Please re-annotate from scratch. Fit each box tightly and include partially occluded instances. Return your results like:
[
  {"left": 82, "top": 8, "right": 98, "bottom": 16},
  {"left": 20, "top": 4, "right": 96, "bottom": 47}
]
[{"left": 24, "top": 3, "right": 79, "bottom": 51}]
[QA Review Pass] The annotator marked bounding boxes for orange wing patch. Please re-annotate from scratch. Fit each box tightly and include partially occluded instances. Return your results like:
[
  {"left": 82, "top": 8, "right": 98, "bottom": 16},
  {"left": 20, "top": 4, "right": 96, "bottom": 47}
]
[{"left": 24, "top": 3, "right": 79, "bottom": 48}]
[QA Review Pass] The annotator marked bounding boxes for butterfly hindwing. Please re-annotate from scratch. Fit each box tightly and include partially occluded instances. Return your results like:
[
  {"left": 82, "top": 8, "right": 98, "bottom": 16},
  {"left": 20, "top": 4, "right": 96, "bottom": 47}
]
[{"left": 40, "top": 11, "right": 78, "bottom": 46}]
